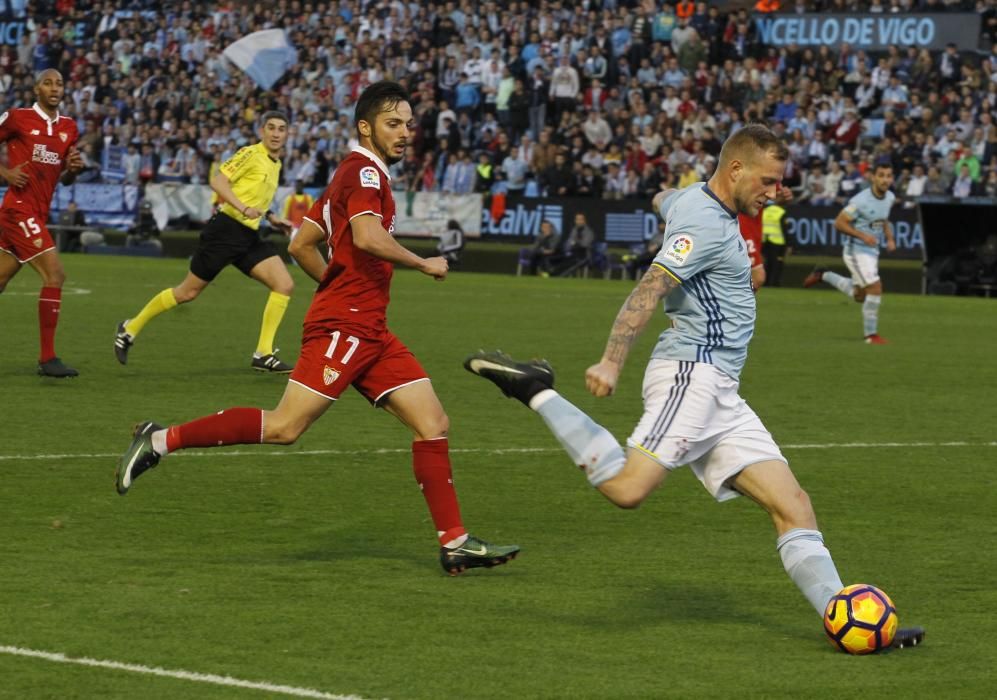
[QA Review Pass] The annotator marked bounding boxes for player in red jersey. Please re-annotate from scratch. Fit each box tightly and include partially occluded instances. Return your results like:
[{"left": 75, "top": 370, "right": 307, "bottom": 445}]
[
  {"left": 115, "top": 82, "right": 519, "bottom": 576},
  {"left": 0, "top": 69, "right": 84, "bottom": 377}
]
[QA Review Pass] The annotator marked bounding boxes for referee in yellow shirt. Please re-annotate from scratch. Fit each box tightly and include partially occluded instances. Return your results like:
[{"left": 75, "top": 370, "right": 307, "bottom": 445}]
[{"left": 114, "top": 112, "right": 297, "bottom": 372}]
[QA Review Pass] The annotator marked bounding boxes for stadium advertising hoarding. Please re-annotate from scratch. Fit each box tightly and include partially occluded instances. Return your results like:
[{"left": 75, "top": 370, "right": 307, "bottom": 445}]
[
  {"left": 784, "top": 204, "right": 921, "bottom": 259},
  {"left": 484, "top": 195, "right": 922, "bottom": 260},
  {"left": 394, "top": 191, "right": 483, "bottom": 238},
  {"left": 753, "top": 13, "right": 981, "bottom": 51}
]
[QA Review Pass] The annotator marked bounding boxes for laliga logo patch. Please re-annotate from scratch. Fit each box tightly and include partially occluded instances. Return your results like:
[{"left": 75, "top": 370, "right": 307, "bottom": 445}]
[
  {"left": 323, "top": 366, "right": 341, "bottom": 386},
  {"left": 663, "top": 235, "right": 694, "bottom": 266},
  {"left": 359, "top": 166, "right": 380, "bottom": 189}
]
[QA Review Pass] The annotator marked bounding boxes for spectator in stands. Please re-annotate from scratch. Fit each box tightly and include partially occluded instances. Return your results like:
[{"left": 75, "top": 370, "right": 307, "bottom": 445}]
[
  {"left": 528, "top": 219, "right": 561, "bottom": 277},
  {"left": 924, "top": 165, "right": 950, "bottom": 195},
  {"left": 556, "top": 213, "right": 596, "bottom": 276},
  {"left": 582, "top": 110, "right": 612, "bottom": 151},
  {"left": 549, "top": 55, "right": 580, "bottom": 125},
  {"left": 541, "top": 150, "right": 574, "bottom": 197},
  {"left": 501, "top": 145, "right": 528, "bottom": 194},
  {"left": 575, "top": 163, "right": 605, "bottom": 198},
  {"left": 527, "top": 66, "right": 549, "bottom": 141},
  {"left": 952, "top": 164, "right": 980, "bottom": 199}
]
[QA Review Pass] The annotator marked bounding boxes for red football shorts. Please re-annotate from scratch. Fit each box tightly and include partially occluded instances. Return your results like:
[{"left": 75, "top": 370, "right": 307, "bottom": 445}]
[
  {"left": 289, "top": 327, "right": 429, "bottom": 404},
  {"left": 0, "top": 209, "right": 56, "bottom": 263}
]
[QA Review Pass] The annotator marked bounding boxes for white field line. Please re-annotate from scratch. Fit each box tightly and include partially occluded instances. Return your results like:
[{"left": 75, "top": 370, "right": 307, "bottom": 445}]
[
  {"left": 0, "top": 645, "right": 374, "bottom": 700},
  {"left": 0, "top": 441, "right": 994, "bottom": 463}
]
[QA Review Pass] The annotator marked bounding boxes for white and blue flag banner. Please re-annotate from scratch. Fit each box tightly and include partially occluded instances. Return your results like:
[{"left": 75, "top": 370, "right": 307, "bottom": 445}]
[{"left": 223, "top": 29, "right": 298, "bottom": 90}]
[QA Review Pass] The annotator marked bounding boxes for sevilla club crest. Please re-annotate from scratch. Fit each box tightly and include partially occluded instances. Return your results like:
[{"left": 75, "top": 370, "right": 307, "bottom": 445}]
[
  {"left": 59, "top": 133, "right": 68, "bottom": 143},
  {"left": 323, "top": 366, "right": 341, "bottom": 386}
]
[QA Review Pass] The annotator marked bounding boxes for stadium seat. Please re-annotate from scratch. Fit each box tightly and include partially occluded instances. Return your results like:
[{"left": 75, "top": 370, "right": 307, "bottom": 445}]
[
  {"left": 589, "top": 241, "right": 626, "bottom": 280},
  {"left": 515, "top": 247, "right": 533, "bottom": 276}
]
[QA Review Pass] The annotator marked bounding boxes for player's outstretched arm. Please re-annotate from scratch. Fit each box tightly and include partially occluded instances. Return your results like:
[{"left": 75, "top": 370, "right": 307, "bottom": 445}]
[
  {"left": 288, "top": 219, "right": 329, "bottom": 283},
  {"left": 586, "top": 265, "right": 678, "bottom": 398},
  {"left": 351, "top": 214, "right": 447, "bottom": 280}
]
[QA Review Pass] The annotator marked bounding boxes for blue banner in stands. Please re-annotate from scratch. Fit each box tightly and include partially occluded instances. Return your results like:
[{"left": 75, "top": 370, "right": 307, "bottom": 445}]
[
  {"left": 754, "top": 13, "right": 981, "bottom": 51},
  {"left": 0, "top": 19, "right": 25, "bottom": 45},
  {"left": 0, "top": 184, "right": 140, "bottom": 228}
]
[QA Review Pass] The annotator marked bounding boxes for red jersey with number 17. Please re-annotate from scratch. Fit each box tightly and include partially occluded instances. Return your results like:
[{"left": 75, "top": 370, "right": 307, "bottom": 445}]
[
  {"left": 0, "top": 104, "right": 78, "bottom": 219},
  {"left": 301, "top": 146, "right": 397, "bottom": 338}
]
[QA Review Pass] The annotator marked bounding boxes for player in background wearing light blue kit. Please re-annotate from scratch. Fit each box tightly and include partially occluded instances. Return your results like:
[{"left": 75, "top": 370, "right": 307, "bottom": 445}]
[
  {"left": 803, "top": 163, "right": 896, "bottom": 344},
  {"left": 465, "top": 126, "right": 923, "bottom": 648}
]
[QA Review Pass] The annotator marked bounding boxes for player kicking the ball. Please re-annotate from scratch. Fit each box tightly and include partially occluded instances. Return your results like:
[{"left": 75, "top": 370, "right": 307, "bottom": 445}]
[
  {"left": 466, "top": 125, "right": 923, "bottom": 647},
  {"left": 116, "top": 81, "right": 518, "bottom": 576}
]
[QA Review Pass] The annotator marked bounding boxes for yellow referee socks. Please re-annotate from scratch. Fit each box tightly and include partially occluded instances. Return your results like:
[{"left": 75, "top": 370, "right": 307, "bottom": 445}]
[
  {"left": 124, "top": 288, "right": 178, "bottom": 338},
  {"left": 256, "top": 291, "right": 290, "bottom": 356}
]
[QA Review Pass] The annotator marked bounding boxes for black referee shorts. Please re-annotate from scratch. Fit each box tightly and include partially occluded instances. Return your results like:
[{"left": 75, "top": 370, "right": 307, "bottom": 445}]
[{"left": 189, "top": 212, "right": 279, "bottom": 282}]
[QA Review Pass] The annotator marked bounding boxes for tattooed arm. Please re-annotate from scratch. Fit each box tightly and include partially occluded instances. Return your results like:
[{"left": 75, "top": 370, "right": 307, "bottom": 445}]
[{"left": 585, "top": 265, "right": 679, "bottom": 397}]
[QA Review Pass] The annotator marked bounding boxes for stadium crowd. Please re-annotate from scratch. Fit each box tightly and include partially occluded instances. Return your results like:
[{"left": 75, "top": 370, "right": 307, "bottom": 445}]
[{"left": 2, "top": 0, "right": 997, "bottom": 207}]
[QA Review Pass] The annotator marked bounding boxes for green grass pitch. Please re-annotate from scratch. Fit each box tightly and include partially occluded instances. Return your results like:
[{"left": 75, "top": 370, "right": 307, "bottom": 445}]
[{"left": 1, "top": 254, "right": 995, "bottom": 699}]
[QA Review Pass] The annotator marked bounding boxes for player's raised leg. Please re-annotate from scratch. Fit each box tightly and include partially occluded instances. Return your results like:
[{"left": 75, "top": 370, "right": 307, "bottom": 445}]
[
  {"left": 464, "top": 350, "right": 665, "bottom": 508},
  {"left": 804, "top": 266, "right": 855, "bottom": 296},
  {"left": 381, "top": 379, "right": 519, "bottom": 575},
  {"left": 115, "top": 272, "right": 207, "bottom": 364},
  {"left": 29, "top": 249, "right": 78, "bottom": 377},
  {"left": 247, "top": 255, "right": 294, "bottom": 372},
  {"left": 116, "top": 381, "right": 332, "bottom": 494}
]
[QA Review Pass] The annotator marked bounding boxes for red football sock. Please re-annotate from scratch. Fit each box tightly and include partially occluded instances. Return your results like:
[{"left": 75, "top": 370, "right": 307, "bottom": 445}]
[
  {"left": 165, "top": 407, "right": 264, "bottom": 452},
  {"left": 413, "top": 438, "right": 466, "bottom": 545},
  {"left": 38, "top": 286, "right": 61, "bottom": 363}
]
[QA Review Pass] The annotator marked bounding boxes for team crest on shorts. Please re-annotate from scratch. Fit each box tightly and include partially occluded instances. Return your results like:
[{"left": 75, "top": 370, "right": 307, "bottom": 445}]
[
  {"left": 359, "top": 166, "right": 380, "bottom": 189},
  {"left": 662, "top": 235, "right": 694, "bottom": 265},
  {"left": 34, "top": 238, "right": 43, "bottom": 248},
  {"left": 323, "top": 366, "right": 341, "bottom": 386}
]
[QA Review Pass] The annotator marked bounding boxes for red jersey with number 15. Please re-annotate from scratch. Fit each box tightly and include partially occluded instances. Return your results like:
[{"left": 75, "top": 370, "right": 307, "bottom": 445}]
[
  {"left": 0, "top": 104, "right": 78, "bottom": 219},
  {"left": 301, "top": 146, "right": 397, "bottom": 338}
]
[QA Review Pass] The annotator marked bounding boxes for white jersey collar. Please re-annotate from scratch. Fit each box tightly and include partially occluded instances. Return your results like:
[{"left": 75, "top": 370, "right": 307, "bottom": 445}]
[
  {"left": 32, "top": 102, "right": 60, "bottom": 124},
  {"left": 352, "top": 145, "right": 392, "bottom": 181}
]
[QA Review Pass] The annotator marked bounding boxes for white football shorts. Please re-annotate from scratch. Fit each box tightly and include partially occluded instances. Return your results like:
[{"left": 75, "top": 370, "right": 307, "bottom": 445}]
[
  {"left": 842, "top": 248, "right": 880, "bottom": 286},
  {"left": 626, "top": 359, "right": 786, "bottom": 502}
]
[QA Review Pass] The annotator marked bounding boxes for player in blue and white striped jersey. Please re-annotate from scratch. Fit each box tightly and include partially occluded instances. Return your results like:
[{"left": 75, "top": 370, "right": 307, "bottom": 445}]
[
  {"left": 465, "top": 126, "right": 926, "bottom": 647},
  {"left": 803, "top": 163, "right": 896, "bottom": 344}
]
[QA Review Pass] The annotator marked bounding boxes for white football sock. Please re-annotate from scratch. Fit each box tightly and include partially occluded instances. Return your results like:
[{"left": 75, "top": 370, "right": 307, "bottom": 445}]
[{"left": 151, "top": 429, "right": 168, "bottom": 456}]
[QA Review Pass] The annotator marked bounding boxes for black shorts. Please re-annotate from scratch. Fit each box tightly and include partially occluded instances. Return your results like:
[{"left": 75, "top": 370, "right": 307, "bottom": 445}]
[{"left": 189, "top": 212, "right": 279, "bottom": 282}]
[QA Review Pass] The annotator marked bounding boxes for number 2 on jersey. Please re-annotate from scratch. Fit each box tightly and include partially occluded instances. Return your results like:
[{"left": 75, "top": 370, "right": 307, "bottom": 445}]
[
  {"left": 18, "top": 217, "right": 41, "bottom": 237},
  {"left": 324, "top": 330, "right": 360, "bottom": 364}
]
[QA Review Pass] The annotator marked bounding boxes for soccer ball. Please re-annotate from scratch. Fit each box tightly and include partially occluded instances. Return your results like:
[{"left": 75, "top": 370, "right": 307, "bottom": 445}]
[{"left": 823, "top": 584, "right": 898, "bottom": 654}]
